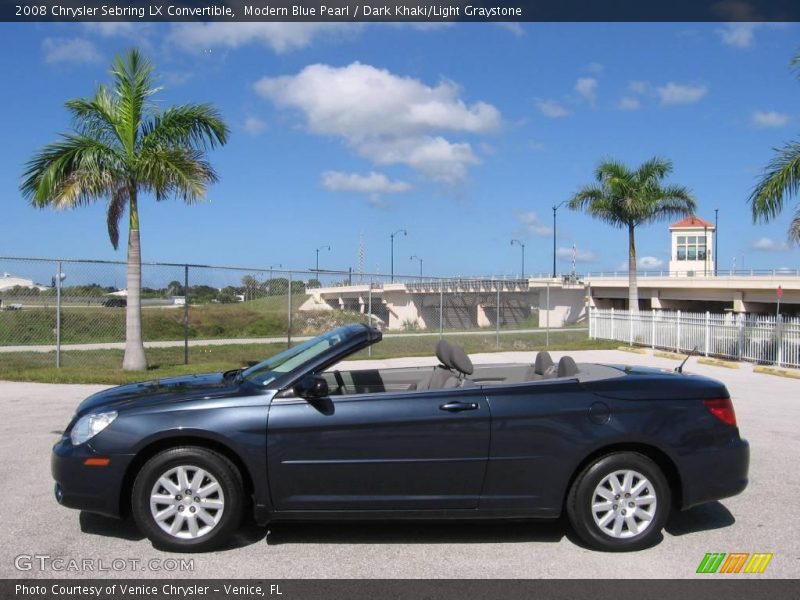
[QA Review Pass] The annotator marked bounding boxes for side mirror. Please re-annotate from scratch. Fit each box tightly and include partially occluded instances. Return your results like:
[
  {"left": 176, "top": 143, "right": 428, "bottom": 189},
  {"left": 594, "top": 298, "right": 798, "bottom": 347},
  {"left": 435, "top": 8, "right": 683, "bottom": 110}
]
[{"left": 294, "top": 375, "right": 329, "bottom": 399}]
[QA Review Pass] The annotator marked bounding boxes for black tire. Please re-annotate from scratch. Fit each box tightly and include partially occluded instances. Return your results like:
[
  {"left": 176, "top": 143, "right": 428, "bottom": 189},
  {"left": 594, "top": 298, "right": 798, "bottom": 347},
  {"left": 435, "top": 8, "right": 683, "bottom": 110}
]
[
  {"left": 131, "top": 447, "right": 243, "bottom": 552},
  {"left": 566, "top": 452, "right": 670, "bottom": 552}
]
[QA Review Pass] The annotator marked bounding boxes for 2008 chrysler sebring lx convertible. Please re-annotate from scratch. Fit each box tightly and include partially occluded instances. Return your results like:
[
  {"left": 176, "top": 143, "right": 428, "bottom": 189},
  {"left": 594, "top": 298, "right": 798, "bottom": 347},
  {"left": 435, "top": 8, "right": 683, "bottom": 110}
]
[{"left": 52, "top": 323, "right": 749, "bottom": 552}]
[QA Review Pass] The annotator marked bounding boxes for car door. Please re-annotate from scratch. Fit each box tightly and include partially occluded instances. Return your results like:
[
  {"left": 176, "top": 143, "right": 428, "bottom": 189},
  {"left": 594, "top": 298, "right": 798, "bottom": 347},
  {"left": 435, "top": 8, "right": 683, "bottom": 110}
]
[{"left": 266, "top": 385, "right": 491, "bottom": 511}]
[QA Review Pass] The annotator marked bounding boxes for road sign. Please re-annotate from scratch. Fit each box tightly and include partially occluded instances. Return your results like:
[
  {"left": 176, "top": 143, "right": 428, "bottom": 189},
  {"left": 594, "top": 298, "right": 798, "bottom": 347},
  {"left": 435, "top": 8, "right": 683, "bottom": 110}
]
[{"left": 777, "top": 286, "right": 783, "bottom": 299}]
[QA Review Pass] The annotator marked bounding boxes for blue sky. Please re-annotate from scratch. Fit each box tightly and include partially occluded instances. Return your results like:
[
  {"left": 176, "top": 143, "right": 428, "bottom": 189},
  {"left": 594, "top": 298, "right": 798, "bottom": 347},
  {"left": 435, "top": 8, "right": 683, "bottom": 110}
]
[{"left": 2, "top": 21, "right": 800, "bottom": 278}]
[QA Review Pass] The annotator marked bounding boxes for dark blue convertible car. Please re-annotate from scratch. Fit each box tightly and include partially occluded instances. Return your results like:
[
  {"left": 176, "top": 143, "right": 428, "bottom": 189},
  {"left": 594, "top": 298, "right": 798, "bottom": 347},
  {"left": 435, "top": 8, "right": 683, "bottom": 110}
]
[{"left": 52, "top": 323, "right": 749, "bottom": 552}]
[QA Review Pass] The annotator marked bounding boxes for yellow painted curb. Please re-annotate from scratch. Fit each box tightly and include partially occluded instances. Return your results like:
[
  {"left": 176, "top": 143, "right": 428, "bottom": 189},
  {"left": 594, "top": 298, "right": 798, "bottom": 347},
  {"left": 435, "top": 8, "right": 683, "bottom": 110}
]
[
  {"left": 617, "top": 346, "right": 647, "bottom": 354},
  {"left": 697, "top": 357, "right": 740, "bottom": 369},
  {"left": 654, "top": 351, "right": 685, "bottom": 361},
  {"left": 754, "top": 366, "right": 800, "bottom": 379}
]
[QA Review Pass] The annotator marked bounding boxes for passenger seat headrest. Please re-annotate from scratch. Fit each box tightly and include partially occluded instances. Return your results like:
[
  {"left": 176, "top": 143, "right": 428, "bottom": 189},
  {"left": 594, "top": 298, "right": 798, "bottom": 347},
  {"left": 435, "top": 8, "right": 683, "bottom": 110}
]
[
  {"left": 449, "top": 344, "right": 474, "bottom": 376},
  {"left": 534, "top": 351, "right": 554, "bottom": 375},
  {"left": 557, "top": 356, "right": 579, "bottom": 378},
  {"left": 435, "top": 340, "right": 453, "bottom": 366}
]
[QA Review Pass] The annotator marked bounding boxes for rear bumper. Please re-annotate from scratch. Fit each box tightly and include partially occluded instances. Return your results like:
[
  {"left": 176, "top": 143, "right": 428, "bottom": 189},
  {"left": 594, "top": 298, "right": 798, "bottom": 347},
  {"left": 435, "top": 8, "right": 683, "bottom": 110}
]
[
  {"left": 51, "top": 437, "right": 134, "bottom": 519},
  {"left": 680, "top": 437, "right": 749, "bottom": 509}
]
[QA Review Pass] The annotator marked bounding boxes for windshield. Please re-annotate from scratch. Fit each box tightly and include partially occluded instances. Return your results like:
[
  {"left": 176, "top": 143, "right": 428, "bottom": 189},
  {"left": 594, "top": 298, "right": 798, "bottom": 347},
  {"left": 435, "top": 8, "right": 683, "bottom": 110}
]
[{"left": 241, "top": 324, "right": 365, "bottom": 387}]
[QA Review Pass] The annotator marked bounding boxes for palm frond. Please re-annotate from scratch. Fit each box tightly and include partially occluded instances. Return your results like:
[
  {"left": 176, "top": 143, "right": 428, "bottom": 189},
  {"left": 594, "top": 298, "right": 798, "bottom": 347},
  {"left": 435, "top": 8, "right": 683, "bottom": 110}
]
[
  {"left": 749, "top": 140, "right": 800, "bottom": 223},
  {"left": 20, "top": 134, "right": 122, "bottom": 208},
  {"left": 136, "top": 146, "right": 218, "bottom": 203},
  {"left": 110, "top": 49, "right": 159, "bottom": 154},
  {"left": 141, "top": 103, "right": 229, "bottom": 152},
  {"left": 106, "top": 187, "right": 129, "bottom": 249}
]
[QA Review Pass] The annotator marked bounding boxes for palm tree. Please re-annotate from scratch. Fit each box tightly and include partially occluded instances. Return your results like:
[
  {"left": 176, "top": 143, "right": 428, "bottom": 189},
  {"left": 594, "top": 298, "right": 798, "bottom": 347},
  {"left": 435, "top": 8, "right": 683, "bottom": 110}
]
[
  {"left": 569, "top": 158, "right": 696, "bottom": 311},
  {"left": 21, "top": 49, "right": 228, "bottom": 370},
  {"left": 749, "top": 53, "right": 800, "bottom": 242}
]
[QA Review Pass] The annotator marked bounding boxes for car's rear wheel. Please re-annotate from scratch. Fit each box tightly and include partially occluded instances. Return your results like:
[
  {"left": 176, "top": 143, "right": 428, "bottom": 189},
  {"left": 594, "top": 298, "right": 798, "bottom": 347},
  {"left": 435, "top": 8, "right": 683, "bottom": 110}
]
[
  {"left": 131, "top": 447, "right": 243, "bottom": 552},
  {"left": 567, "top": 452, "right": 670, "bottom": 551}
]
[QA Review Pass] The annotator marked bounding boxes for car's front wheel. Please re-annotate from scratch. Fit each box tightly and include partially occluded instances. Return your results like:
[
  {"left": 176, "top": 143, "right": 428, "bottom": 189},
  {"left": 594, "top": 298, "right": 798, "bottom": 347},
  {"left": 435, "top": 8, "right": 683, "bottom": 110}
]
[
  {"left": 131, "top": 447, "right": 243, "bottom": 552},
  {"left": 566, "top": 452, "right": 670, "bottom": 551}
]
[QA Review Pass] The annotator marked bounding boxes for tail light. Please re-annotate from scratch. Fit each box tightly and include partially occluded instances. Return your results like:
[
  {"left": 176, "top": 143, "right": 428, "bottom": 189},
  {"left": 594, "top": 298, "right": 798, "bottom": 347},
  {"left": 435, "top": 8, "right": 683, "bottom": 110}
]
[{"left": 704, "top": 398, "right": 737, "bottom": 426}]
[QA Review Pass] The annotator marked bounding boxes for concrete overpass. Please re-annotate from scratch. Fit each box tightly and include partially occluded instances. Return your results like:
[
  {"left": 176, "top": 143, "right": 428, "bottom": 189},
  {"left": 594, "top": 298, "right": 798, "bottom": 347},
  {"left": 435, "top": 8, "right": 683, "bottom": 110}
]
[{"left": 300, "top": 270, "right": 800, "bottom": 330}]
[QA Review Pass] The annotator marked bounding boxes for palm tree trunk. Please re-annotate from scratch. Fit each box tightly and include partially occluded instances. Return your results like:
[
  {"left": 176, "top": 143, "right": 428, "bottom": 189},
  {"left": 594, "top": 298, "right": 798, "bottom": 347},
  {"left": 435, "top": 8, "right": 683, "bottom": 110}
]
[
  {"left": 122, "top": 191, "right": 147, "bottom": 371},
  {"left": 628, "top": 223, "right": 639, "bottom": 312}
]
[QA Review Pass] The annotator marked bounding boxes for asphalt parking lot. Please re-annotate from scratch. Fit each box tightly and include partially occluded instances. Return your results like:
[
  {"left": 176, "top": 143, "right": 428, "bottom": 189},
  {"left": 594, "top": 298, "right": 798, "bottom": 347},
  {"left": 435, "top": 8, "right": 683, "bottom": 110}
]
[{"left": 0, "top": 349, "right": 798, "bottom": 579}]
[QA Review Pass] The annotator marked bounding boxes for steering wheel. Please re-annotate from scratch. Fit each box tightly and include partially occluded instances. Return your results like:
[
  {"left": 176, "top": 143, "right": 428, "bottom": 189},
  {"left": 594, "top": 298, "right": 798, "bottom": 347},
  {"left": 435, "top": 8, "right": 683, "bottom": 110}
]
[{"left": 333, "top": 370, "right": 350, "bottom": 395}]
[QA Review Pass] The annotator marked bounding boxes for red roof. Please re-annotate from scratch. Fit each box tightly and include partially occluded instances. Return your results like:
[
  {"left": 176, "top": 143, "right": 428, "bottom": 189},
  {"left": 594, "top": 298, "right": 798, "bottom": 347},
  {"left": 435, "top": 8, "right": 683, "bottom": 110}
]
[{"left": 669, "top": 215, "right": 715, "bottom": 229}]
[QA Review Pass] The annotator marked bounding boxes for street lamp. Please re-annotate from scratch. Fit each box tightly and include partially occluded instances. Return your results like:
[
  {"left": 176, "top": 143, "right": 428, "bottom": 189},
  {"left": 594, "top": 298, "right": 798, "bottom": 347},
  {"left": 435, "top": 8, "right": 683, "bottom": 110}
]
[
  {"left": 315, "top": 246, "right": 330, "bottom": 273},
  {"left": 410, "top": 255, "right": 423, "bottom": 277},
  {"left": 714, "top": 208, "right": 719, "bottom": 277},
  {"left": 390, "top": 229, "right": 407, "bottom": 282},
  {"left": 552, "top": 200, "right": 569, "bottom": 278},
  {"left": 510, "top": 239, "right": 525, "bottom": 279}
]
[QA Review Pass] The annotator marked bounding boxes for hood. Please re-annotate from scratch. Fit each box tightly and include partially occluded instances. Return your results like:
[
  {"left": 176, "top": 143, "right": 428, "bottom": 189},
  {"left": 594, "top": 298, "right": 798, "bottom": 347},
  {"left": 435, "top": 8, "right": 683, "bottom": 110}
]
[{"left": 76, "top": 372, "right": 244, "bottom": 416}]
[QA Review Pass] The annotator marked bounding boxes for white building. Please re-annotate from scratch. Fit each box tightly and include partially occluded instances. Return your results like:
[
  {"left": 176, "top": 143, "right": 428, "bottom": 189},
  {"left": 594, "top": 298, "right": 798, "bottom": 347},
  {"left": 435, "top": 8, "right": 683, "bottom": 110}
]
[
  {"left": 668, "top": 215, "right": 715, "bottom": 276},
  {"left": 0, "top": 272, "right": 47, "bottom": 292}
]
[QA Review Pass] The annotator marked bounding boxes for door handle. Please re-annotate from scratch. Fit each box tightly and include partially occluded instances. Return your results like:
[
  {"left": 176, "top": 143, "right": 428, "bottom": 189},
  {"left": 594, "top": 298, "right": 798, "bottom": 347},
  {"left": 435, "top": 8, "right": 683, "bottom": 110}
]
[{"left": 439, "top": 401, "right": 479, "bottom": 412}]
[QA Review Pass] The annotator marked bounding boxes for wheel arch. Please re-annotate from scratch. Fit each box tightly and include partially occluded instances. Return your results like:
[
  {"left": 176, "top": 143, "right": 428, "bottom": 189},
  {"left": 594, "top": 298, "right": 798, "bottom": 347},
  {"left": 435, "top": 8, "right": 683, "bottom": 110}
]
[
  {"left": 563, "top": 442, "right": 684, "bottom": 512},
  {"left": 119, "top": 436, "right": 256, "bottom": 518}
]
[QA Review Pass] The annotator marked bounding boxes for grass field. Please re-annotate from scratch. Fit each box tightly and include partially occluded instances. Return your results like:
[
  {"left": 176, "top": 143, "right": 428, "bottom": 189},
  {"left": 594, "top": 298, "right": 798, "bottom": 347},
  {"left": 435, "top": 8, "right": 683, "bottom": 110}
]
[
  {"left": 0, "top": 294, "right": 368, "bottom": 345},
  {"left": 0, "top": 331, "right": 616, "bottom": 384}
]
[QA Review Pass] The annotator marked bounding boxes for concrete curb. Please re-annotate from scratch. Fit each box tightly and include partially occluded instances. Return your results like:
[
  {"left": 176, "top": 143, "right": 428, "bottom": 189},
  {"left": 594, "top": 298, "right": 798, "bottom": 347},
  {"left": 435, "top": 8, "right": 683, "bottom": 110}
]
[
  {"left": 617, "top": 346, "right": 647, "bottom": 354},
  {"left": 697, "top": 357, "right": 740, "bottom": 369},
  {"left": 753, "top": 365, "right": 800, "bottom": 379}
]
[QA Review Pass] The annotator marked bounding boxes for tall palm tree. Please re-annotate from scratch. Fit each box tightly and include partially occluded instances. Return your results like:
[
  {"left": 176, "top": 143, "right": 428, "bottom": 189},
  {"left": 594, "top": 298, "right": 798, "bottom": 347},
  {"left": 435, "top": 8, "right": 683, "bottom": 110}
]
[
  {"left": 569, "top": 158, "right": 696, "bottom": 311},
  {"left": 749, "top": 53, "right": 800, "bottom": 242},
  {"left": 21, "top": 49, "right": 229, "bottom": 370}
]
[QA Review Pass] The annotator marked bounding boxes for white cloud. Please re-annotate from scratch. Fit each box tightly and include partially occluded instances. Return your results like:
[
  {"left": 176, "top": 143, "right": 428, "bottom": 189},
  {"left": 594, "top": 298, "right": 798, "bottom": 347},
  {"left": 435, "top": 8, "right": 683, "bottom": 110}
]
[
  {"left": 497, "top": 23, "right": 525, "bottom": 37},
  {"left": 638, "top": 256, "right": 665, "bottom": 269},
  {"left": 42, "top": 38, "right": 102, "bottom": 64},
  {"left": 584, "top": 62, "right": 605, "bottom": 75},
  {"left": 617, "top": 96, "right": 641, "bottom": 111},
  {"left": 536, "top": 99, "right": 570, "bottom": 118},
  {"left": 321, "top": 171, "right": 411, "bottom": 194},
  {"left": 628, "top": 81, "right": 650, "bottom": 95},
  {"left": 243, "top": 116, "right": 267, "bottom": 135},
  {"left": 752, "top": 111, "right": 791, "bottom": 128},
  {"left": 83, "top": 22, "right": 144, "bottom": 38},
  {"left": 255, "top": 62, "right": 500, "bottom": 182},
  {"left": 518, "top": 212, "right": 552, "bottom": 237},
  {"left": 716, "top": 23, "right": 757, "bottom": 48},
  {"left": 657, "top": 82, "right": 708, "bottom": 105},
  {"left": 752, "top": 237, "right": 790, "bottom": 252},
  {"left": 557, "top": 246, "right": 595, "bottom": 262},
  {"left": 170, "top": 23, "right": 359, "bottom": 54},
  {"left": 528, "top": 139, "right": 546, "bottom": 151},
  {"left": 575, "top": 77, "right": 598, "bottom": 107}
]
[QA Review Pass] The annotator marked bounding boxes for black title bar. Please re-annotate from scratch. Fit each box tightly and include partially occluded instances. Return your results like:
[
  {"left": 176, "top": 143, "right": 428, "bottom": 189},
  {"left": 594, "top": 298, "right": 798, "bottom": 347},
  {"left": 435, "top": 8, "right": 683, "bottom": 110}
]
[{"left": 5, "top": 0, "right": 800, "bottom": 22}]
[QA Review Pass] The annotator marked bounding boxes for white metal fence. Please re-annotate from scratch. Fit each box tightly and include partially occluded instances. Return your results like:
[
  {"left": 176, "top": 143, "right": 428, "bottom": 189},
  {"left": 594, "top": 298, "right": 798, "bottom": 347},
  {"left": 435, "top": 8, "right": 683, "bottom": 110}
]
[{"left": 589, "top": 308, "right": 800, "bottom": 369}]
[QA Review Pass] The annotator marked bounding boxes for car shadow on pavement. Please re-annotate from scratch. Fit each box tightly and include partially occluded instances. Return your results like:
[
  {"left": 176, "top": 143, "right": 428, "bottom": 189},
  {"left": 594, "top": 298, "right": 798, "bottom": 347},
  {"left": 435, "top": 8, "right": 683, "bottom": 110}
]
[
  {"left": 665, "top": 502, "right": 735, "bottom": 536},
  {"left": 80, "top": 512, "right": 144, "bottom": 542},
  {"left": 232, "top": 519, "right": 566, "bottom": 548}
]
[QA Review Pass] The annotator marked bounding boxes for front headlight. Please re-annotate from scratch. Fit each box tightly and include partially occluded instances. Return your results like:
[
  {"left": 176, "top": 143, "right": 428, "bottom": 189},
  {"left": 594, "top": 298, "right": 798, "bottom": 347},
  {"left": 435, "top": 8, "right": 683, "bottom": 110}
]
[{"left": 70, "top": 411, "right": 118, "bottom": 446}]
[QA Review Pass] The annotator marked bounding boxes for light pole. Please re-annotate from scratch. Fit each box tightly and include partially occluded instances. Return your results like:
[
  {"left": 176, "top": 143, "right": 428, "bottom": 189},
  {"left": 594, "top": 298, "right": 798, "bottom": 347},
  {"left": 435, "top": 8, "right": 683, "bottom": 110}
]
[
  {"left": 714, "top": 208, "right": 718, "bottom": 277},
  {"left": 268, "top": 264, "right": 282, "bottom": 296},
  {"left": 390, "top": 229, "right": 407, "bottom": 283},
  {"left": 410, "top": 255, "right": 423, "bottom": 277},
  {"left": 315, "top": 246, "right": 330, "bottom": 273},
  {"left": 510, "top": 239, "right": 525, "bottom": 279},
  {"left": 552, "top": 200, "right": 568, "bottom": 278}
]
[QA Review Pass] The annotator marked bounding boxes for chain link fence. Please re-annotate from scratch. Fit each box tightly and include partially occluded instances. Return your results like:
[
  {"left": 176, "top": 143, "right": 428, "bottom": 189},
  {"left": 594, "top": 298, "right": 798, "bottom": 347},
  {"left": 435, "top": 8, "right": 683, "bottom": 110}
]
[{"left": 0, "top": 256, "right": 590, "bottom": 372}]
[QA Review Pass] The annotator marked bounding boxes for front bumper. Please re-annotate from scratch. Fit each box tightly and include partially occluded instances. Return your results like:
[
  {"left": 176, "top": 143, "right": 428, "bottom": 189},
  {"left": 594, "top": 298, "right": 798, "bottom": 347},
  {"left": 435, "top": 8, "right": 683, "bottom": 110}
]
[
  {"left": 51, "top": 437, "right": 135, "bottom": 519},
  {"left": 680, "top": 437, "right": 750, "bottom": 509}
]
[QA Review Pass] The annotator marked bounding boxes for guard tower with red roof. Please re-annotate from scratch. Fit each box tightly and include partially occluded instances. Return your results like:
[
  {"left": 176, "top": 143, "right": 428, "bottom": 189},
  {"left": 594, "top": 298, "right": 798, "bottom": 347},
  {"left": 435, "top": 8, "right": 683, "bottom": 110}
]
[{"left": 669, "top": 215, "right": 715, "bottom": 276}]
